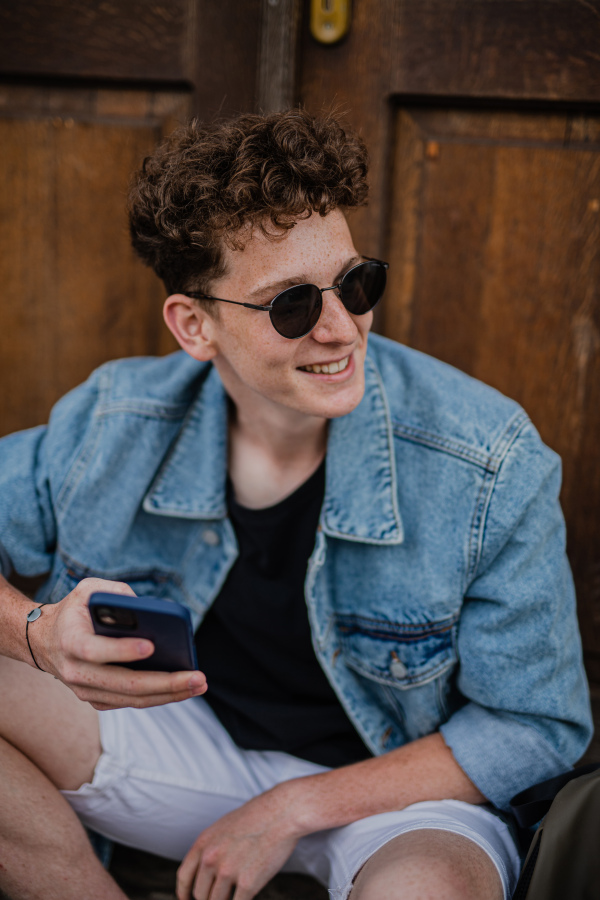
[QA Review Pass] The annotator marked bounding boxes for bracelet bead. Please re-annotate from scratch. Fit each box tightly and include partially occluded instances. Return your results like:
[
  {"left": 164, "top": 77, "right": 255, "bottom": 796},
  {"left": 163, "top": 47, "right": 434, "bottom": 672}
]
[{"left": 25, "top": 604, "right": 45, "bottom": 671}]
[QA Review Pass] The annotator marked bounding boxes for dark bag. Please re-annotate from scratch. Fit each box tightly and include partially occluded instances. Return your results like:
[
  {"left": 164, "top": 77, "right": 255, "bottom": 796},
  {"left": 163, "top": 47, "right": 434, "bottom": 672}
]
[{"left": 509, "top": 763, "right": 600, "bottom": 899}]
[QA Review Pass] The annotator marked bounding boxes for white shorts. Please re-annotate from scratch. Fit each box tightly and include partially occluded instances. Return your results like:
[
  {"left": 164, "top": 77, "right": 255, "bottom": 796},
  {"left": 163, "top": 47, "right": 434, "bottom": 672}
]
[{"left": 62, "top": 697, "right": 521, "bottom": 899}]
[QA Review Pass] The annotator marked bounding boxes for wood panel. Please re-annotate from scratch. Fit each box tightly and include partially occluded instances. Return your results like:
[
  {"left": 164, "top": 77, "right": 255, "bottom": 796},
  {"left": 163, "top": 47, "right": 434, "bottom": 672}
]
[
  {"left": 300, "top": 0, "right": 397, "bottom": 275},
  {"left": 256, "top": 0, "right": 302, "bottom": 113},
  {"left": 385, "top": 106, "right": 600, "bottom": 667},
  {"left": 0, "top": 0, "right": 195, "bottom": 82},
  {"left": 191, "top": 0, "right": 262, "bottom": 119},
  {"left": 0, "top": 0, "right": 264, "bottom": 120},
  {"left": 0, "top": 86, "right": 186, "bottom": 438},
  {"left": 0, "top": 0, "right": 266, "bottom": 439},
  {"left": 299, "top": 0, "right": 600, "bottom": 282},
  {"left": 391, "top": 0, "right": 600, "bottom": 102}
]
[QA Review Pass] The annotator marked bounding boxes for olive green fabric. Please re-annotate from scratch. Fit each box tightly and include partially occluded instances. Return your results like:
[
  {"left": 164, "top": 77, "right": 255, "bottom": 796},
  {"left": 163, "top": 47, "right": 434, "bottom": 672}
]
[{"left": 513, "top": 769, "right": 600, "bottom": 899}]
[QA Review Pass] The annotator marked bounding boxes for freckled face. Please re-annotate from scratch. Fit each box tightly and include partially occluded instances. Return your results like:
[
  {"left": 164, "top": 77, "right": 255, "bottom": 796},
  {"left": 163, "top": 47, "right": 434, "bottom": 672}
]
[{"left": 206, "top": 209, "right": 373, "bottom": 420}]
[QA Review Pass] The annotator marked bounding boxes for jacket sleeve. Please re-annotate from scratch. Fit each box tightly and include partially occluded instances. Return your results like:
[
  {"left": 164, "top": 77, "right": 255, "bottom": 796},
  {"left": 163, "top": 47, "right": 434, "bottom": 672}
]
[
  {"left": 439, "top": 421, "right": 593, "bottom": 810},
  {"left": 0, "top": 371, "right": 102, "bottom": 580}
]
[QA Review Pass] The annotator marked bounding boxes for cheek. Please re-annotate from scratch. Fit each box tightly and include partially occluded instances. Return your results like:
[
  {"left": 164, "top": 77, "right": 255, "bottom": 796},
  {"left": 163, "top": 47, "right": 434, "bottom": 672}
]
[
  {"left": 226, "top": 331, "right": 297, "bottom": 381},
  {"left": 356, "top": 311, "right": 374, "bottom": 339}
]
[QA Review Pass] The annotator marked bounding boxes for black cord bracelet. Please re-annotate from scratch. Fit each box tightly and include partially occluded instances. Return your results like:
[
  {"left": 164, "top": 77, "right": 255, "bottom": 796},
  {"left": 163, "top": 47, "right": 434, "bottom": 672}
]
[{"left": 25, "top": 604, "right": 46, "bottom": 671}]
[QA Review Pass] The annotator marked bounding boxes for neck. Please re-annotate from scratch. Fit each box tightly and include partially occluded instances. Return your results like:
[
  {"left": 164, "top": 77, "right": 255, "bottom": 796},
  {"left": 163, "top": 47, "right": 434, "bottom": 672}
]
[
  {"left": 217, "top": 370, "right": 328, "bottom": 509},
  {"left": 232, "top": 399, "right": 327, "bottom": 462}
]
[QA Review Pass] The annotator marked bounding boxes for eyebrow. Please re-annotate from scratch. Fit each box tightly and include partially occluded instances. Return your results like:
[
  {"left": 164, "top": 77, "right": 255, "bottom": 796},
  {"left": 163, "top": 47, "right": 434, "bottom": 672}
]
[{"left": 248, "top": 254, "right": 363, "bottom": 300}]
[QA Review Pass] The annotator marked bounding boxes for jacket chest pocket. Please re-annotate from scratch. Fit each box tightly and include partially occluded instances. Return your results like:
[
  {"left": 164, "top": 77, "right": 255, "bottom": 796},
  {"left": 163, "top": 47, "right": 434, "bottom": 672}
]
[
  {"left": 46, "top": 559, "right": 187, "bottom": 608},
  {"left": 336, "top": 613, "right": 459, "bottom": 742}
]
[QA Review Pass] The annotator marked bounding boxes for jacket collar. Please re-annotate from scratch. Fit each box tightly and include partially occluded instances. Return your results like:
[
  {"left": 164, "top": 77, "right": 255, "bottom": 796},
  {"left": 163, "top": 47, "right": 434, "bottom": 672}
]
[
  {"left": 322, "top": 354, "right": 403, "bottom": 544},
  {"left": 143, "top": 353, "right": 404, "bottom": 545},
  {"left": 143, "top": 365, "right": 229, "bottom": 520}
]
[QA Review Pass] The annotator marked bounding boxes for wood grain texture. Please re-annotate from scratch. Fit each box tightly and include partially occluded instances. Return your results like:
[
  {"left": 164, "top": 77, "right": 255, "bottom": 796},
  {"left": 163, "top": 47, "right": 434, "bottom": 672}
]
[
  {"left": 299, "top": 0, "right": 397, "bottom": 265},
  {"left": 0, "top": 88, "right": 186, "bottom": 438},
  {"left": 391, "top": 0, "right": 600, "bottom": 102},
  {"left": 191, "top": 0, "right": 262, "bottom": 119},
  {"left": 385, "top": 107, "right": 600, "bottom": 662},
  {"left": 0, "top": 0, "right": 264, "bottom": 121},
  {"left": 0, "top": 0, "right": 195, "bottom": 82},
  {"left": 299, "top": 0, "right": 600, "bottom": 260},
  {"left": 257, "top": 0, "right": 303, "bottom": 113}
]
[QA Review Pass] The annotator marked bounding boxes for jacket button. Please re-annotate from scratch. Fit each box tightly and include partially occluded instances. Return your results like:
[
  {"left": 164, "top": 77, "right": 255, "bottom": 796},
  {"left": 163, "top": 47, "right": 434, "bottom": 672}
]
[
  {"left": 202, "top": 528, "right": 220, "bottom": 547},
  {"left": 390, "top": 658, "right": 408, "bottom": 679}
]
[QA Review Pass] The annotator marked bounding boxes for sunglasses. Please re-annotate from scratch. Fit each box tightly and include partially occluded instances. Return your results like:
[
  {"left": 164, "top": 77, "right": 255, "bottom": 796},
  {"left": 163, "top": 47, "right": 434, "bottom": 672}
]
[{"left": 185, "top": 257, "right": 389, "bottom": 340}]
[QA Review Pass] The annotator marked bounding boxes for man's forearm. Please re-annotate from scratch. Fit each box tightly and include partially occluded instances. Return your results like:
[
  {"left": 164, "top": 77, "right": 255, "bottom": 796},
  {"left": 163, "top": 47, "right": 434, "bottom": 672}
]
[
  {"left": 280, "top": 731, "right": 486, "bottom": 837},
  {"left": 0, "top": 573, "right": 42, "bottom": 664}
]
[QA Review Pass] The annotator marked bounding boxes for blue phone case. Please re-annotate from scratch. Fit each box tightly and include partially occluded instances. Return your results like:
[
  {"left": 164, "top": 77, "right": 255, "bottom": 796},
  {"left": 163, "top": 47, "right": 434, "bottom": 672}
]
[{"left": 89, "top": 592, "right": 198, "bottom": 672}]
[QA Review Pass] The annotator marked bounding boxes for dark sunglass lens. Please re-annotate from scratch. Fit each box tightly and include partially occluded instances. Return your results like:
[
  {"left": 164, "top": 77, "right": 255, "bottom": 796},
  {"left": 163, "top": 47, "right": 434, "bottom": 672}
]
[
  {"left": 341, "top": 262, "right": 387, "bottom": 315},
  {"left": 270, "top": 285, "right": 322, "bottom": 339}
]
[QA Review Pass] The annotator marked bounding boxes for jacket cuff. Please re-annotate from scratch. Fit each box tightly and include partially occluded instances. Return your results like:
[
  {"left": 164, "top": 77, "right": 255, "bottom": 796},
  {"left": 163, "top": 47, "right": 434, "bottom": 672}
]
[
  {"left": 440, "top": 703, "right": 571, "bottom": 810},
  {"left": 0, "top": 540, "right": 12, "bottom": 579}
]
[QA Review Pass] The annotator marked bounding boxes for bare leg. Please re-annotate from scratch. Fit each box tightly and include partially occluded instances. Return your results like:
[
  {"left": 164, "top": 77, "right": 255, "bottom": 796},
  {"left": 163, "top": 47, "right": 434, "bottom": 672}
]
[
  {"left": 349, "top": 829, "right": 504, "bottom": 900},
  {"left": 0, "top": 655, "right": 128, "bottom": 900}
]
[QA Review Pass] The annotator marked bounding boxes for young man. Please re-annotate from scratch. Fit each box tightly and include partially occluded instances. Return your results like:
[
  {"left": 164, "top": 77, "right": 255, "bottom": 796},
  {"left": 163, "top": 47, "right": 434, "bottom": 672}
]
[{"left": 0, "top": 109, "right": 592, "bottom": 900}]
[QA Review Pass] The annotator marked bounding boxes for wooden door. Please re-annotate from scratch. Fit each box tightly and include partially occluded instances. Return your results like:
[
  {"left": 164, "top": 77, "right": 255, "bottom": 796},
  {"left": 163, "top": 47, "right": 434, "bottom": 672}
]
[
  {"left": 299, "top": 1, "right": 600, "bottom": 690},
  {"left": 0, "top": 0, "right": 261, "bottom": 436}
]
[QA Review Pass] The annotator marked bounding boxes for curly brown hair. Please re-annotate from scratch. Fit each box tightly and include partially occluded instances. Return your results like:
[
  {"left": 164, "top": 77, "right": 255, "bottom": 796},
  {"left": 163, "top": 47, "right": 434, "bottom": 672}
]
[{"left": 128, "top": 108, "right": 369, "bottom": 297}]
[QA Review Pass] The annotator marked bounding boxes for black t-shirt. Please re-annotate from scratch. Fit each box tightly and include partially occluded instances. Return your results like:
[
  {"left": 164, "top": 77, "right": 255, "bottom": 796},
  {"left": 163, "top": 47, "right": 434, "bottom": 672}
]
[{"left": 194, "top": 461, "right": 371, "bottom": 768}]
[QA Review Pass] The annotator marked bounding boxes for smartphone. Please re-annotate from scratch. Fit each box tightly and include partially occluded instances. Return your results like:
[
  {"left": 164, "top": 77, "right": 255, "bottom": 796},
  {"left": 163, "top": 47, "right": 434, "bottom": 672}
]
[{"left": 89, "top": 592, "right": 198, "bottom": 672}]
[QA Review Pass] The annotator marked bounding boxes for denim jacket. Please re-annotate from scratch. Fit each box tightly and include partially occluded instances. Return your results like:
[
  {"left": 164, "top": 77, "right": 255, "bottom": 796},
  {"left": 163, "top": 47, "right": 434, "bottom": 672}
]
[{"left": 0, "top": 334, "right": 592, "bottom": 810}]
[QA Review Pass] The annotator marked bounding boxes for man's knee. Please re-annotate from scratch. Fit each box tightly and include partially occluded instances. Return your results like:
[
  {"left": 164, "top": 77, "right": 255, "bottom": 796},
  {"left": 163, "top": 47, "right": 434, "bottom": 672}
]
[
  {"left": 0, "top": 653, "right": 100, "bottom": 790},
  {"left": 349, "top": 829, "right": 504, "bottom": 900}
]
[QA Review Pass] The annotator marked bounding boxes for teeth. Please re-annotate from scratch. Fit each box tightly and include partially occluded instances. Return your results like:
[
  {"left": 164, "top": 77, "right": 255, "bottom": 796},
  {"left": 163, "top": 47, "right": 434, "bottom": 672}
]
[{"left": 302, "top": 356, "right": 350, "bottom": 375}]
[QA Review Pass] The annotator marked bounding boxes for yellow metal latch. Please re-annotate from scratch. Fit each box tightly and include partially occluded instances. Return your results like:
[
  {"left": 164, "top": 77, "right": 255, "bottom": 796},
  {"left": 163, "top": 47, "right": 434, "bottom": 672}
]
[{"left": 310, "top": 0, "right": 351, "bottom": 45}]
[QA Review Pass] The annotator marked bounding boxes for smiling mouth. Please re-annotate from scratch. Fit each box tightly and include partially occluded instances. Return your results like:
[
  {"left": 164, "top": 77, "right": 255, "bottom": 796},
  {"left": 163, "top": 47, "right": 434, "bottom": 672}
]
[{"left": 299, "top": 355, "right": 351, "bottom": 375}]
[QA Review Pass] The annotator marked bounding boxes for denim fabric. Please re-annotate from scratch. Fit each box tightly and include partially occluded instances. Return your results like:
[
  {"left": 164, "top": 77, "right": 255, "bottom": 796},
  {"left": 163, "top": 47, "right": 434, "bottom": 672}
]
[{"left": 0, "top": 334, "right": 592, "bottom": 810}]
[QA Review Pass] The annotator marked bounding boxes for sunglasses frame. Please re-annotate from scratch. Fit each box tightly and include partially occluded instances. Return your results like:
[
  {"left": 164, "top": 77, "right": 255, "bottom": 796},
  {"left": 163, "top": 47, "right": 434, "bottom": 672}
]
[{"left": 185, "top": 257, "right": 389, "bottom": 339}]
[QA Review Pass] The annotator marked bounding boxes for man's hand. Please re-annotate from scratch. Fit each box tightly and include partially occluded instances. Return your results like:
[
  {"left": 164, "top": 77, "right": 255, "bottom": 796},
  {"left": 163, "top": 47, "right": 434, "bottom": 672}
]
[
  {"left": 176, "top": 731, "right": 488, "bottom": 900},
  {"left": 29, "top": 577, "right": 207, "bottom": 710},
  {"left": 176, "top": 784, "right": 300, "bottom": 900}
]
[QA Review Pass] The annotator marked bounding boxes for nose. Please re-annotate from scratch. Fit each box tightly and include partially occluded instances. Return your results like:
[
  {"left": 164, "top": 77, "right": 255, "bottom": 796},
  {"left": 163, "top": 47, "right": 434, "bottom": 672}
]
[{"left": 310, "top": 289, "right": 359, "bottom": 344}]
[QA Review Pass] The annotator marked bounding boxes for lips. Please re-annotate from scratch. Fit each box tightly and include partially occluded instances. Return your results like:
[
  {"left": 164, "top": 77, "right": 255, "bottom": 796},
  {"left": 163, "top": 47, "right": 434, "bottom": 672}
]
[{"left": 299, "top": 356, "right": 350, "bottom": 375}]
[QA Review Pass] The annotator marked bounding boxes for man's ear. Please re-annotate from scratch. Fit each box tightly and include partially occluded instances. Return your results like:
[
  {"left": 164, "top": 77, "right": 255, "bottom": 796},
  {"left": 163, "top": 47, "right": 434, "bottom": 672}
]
[{"left": 163, "top": 295, "right": 218, "bottom": 361}]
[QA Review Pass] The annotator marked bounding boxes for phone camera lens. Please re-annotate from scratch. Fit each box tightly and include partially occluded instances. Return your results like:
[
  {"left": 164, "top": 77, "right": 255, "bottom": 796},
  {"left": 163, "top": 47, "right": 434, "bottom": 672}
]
[
  {"left": 94, "top": 606, "right": 137, "bottom": 629},
  {"left": 96, "top": 607, "right": 118, "bottom": 625}
]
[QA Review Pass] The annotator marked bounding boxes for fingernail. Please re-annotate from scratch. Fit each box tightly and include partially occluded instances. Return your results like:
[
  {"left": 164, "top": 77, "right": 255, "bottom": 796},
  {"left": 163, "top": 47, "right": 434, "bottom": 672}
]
[
  {"left": 138, "top": 641, "right": 153, "bottom": 656},
  {"left": 188, "top": 674, "right": 205, "bottom": 692}
]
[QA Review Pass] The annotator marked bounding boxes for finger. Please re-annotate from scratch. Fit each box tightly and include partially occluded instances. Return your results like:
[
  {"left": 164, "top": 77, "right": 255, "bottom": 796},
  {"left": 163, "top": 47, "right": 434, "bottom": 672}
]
[
  {"left": 191, "top": 867, "right": 218, "bottom": 900},
  {"left": 73, "top": 631, "right": 156, "bottom": 665},
  {"left": 206, "top": 875, "right": 235, "bottom": 900},
  {"left": 177, "top": 854, "right": 203, "bottom": 900},
  {"left": 73, "top": 578, "right": 137, "bottom": 606},
  {"left": 70, "top": 666, "right": 207, "bottom": 698},
  {"left": 232, "top": 884, "right": 254, "bottom": 900},
  {"left": 87, "top": 684, "right": 208, "bottom": 710}
]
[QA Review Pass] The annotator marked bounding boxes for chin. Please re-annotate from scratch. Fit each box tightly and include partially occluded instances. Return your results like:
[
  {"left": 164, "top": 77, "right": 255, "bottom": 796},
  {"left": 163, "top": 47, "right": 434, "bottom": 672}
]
[{"left": 302, "top": 384, "right": 366, "bottom": 420}]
